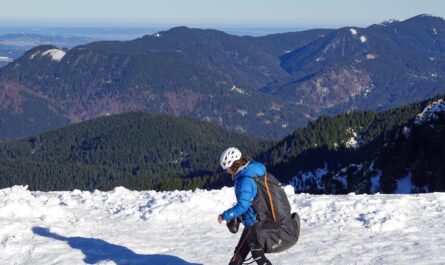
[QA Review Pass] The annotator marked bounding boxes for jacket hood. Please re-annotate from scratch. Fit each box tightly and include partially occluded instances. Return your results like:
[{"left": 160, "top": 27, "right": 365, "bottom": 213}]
[{"left": 234, "top": 161, "right": 266, "bottom": 180}]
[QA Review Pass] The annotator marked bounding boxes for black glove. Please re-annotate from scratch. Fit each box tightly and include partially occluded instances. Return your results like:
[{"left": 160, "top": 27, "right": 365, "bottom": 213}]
[{"left": 227, "top": 218, "right": 240, "bottom": 234}]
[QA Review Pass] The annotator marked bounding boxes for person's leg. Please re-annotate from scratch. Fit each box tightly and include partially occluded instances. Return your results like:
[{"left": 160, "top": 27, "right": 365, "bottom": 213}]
[
  {"left": 248, "top": 242, "right": 272, "bottom": 265},
  {"left": 247, "top": 225, "right": 272, "bottom": 265},
  {"left": 229, "top": 228, "right": 251, "bottom": 265}
]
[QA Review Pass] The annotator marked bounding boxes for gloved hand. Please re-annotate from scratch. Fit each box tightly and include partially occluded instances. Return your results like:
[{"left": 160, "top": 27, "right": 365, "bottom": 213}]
[
  {"left": 218, "top": 214, "right": 224, "bottom": 224},
  {"left": 227, "top": 218, "right": 240, "bottom": 234}
]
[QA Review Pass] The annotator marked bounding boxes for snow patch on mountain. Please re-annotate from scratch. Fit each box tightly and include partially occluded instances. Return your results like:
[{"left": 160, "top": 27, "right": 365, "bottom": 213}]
[
  {"left": 42, "top": 49, "right": 66, "bottom": 62},
  {"left": 0, "top": 56, "right": 12, "bottom": 62},
  {"left": 402, "top": 126, "right": 411, "bottom": 139},
  {"left": 333, "top": 164, "right": 364, "bottom": 189},
  {"left": 349, "top": 28, "right": 357, "bottom": 36},
  {"left": 345, "top": 128, "right": 360, "bottom": 149},
  {"left": 29, "top": 51, "right": 41, "bottom": 59},
  {"left": 366, "top": 53, "right": 377, "bottom": 60},
  {"left": 359, "top": 36, "right": 367, "bottom": 43},
  {"left": 290, "top": 164, "right": 329, "bottom": 192},
  {"left": 230, "top": 85, "right": 246, "bottom": 95},
  {"left": 236, "top": 109, "right": 248, "bottom": 116},
  {"left": 414, "top": 99, "right": 445, "bottom": 125}
]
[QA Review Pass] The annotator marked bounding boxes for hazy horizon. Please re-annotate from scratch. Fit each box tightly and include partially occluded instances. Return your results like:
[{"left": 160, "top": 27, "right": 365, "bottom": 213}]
[{"left": 1, "top": 0, "right": 444, "bottom": 28}]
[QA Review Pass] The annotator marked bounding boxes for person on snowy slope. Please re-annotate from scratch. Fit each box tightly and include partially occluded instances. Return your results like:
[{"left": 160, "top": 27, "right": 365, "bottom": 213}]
[{"left": 217, "top": 147, "right": 272, "bottom": 265}]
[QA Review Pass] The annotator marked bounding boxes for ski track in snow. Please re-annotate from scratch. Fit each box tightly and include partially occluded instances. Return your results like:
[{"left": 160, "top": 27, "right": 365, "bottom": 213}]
[{"left": 0, "top": 185, "right": 444, "bottom": 265}]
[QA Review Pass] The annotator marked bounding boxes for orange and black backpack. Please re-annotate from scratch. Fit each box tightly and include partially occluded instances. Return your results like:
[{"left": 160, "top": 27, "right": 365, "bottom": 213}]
[{"left": 252, "top": 172, "right": 300, "bottom": 253}]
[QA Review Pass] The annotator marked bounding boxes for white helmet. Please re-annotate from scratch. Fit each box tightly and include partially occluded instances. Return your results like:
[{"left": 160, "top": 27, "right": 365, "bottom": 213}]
[{"left": 220, "top": 147, "right": 242, "bottom": 169}]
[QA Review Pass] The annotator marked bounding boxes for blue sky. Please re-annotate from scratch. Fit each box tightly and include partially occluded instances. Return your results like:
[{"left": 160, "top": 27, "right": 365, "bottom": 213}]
[{"left": 1, "top": 0, "right": 444, "bottom": 27}]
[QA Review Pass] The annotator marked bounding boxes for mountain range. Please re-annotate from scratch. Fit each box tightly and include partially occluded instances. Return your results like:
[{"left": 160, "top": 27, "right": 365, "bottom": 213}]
[{"left": 1, "top": 14, "right": 444, "bottom": 139}]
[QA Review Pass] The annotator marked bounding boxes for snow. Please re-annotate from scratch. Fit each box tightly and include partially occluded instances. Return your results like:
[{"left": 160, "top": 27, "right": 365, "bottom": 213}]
[
  {"left": 41, "top": 49, "right": 66, "bottom": 62},
  {"left": 349, "top": 28, "right": 357, "bottom": 36},
  {"left": 414, "top": 99, "right": 445, "bottom": 125},
  {"left": 359, "top": 36, "right": 367, "bottom": 43},
  {"left": 229, "top": 85, "right": 246, "bottom": 95},
  {"left": 396, "top": 172, "right": 413, "bottom": 194},
  {"left": 0, "top": 56, "right": 12, "bottom": 62},
  {"left": 153, "top": 33, "right": 161, "bottom": 37},
  {"left": 236, "top": 109, "right": 248, "bottom": 116},
  {"left": 30, "top": 51, "right": 41, "bottom": 59},
  {"left": 362, "top": 85, "right": 374, "bottom": 97},
  {"left": 0, "top": 185, "right": 444, "bottom": 264},
  {"left": 345, "top": 128, "right": 360, "bottom": 149},
  {"left": 291, "top": 163, "right": 329, "bottom": 191},
  {"left": 402, "top": 126, "right": 411, "bottom": 139},
  {"left": 345, "top": 137, "right": 358, "bottom": 148},
  {"left": 370, "top": 170, "right": 382, "bottom": 194},
  {"left": 433, "top": 27, "right": 438, "bottom": 35}
]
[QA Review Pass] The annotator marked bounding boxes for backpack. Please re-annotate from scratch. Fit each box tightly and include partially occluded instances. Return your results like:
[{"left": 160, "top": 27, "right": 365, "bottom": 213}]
[{"left": 252, "top": 172, "right": 300, "bottom": 253}]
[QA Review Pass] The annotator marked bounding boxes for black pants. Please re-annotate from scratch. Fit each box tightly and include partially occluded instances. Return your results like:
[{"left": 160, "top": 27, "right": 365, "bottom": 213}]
[{"left": 229, "top": 224, "right": 272, "bottom": 265}]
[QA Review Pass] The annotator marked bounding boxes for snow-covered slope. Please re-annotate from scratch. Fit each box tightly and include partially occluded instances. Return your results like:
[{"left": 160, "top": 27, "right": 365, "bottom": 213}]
[
  {"left": 0, "top": 185, "right": 444, "bottom": 265},
  {"left": 415, "top": 99, "right": 445, "bottom": 125}
]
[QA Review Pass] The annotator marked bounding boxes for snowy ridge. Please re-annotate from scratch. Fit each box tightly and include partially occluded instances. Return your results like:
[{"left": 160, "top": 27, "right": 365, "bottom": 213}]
[
  {"left": 0, "top": 185, "right": 444, "bottom": 264},
  {"left": 414, "top": 99, "right": 445, "bottom": 125}
]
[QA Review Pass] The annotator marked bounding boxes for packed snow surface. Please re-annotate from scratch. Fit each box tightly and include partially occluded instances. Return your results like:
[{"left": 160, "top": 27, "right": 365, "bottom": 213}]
[{"left": 0, "top": 185, "right": 444, "bottom": 265}]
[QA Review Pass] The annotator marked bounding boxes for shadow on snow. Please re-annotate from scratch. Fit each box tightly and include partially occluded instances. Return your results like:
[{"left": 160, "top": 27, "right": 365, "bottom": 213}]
[{"left": 32, "top": 226, "right": 202, "bottom": 265}]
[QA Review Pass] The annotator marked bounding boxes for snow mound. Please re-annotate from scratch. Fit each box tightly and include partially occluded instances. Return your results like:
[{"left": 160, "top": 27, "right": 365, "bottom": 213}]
[
  {"left": 0, "top": 185, "right": 444, "bottom": 264},
  {"left": 41, "top": 49, "right": 66, "bottom": 62},
  {"left": 415, "top": 99, "right": 445, "bottom": 125}
]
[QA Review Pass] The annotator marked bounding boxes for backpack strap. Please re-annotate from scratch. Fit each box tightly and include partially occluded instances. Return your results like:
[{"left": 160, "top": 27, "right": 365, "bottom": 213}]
[{"left": 264, "top": 173, "right": 277, "bottom": 223}]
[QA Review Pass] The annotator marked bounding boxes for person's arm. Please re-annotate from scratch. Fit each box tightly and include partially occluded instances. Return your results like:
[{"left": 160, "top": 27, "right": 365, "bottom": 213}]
[{"left": 221, "top": 178, "right": 254, "bottom": 221}]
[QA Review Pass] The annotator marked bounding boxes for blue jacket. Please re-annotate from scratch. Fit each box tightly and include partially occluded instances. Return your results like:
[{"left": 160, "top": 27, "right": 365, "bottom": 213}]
[{"left": 222, "top": 160, "right": 266, "bottom": 227}]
